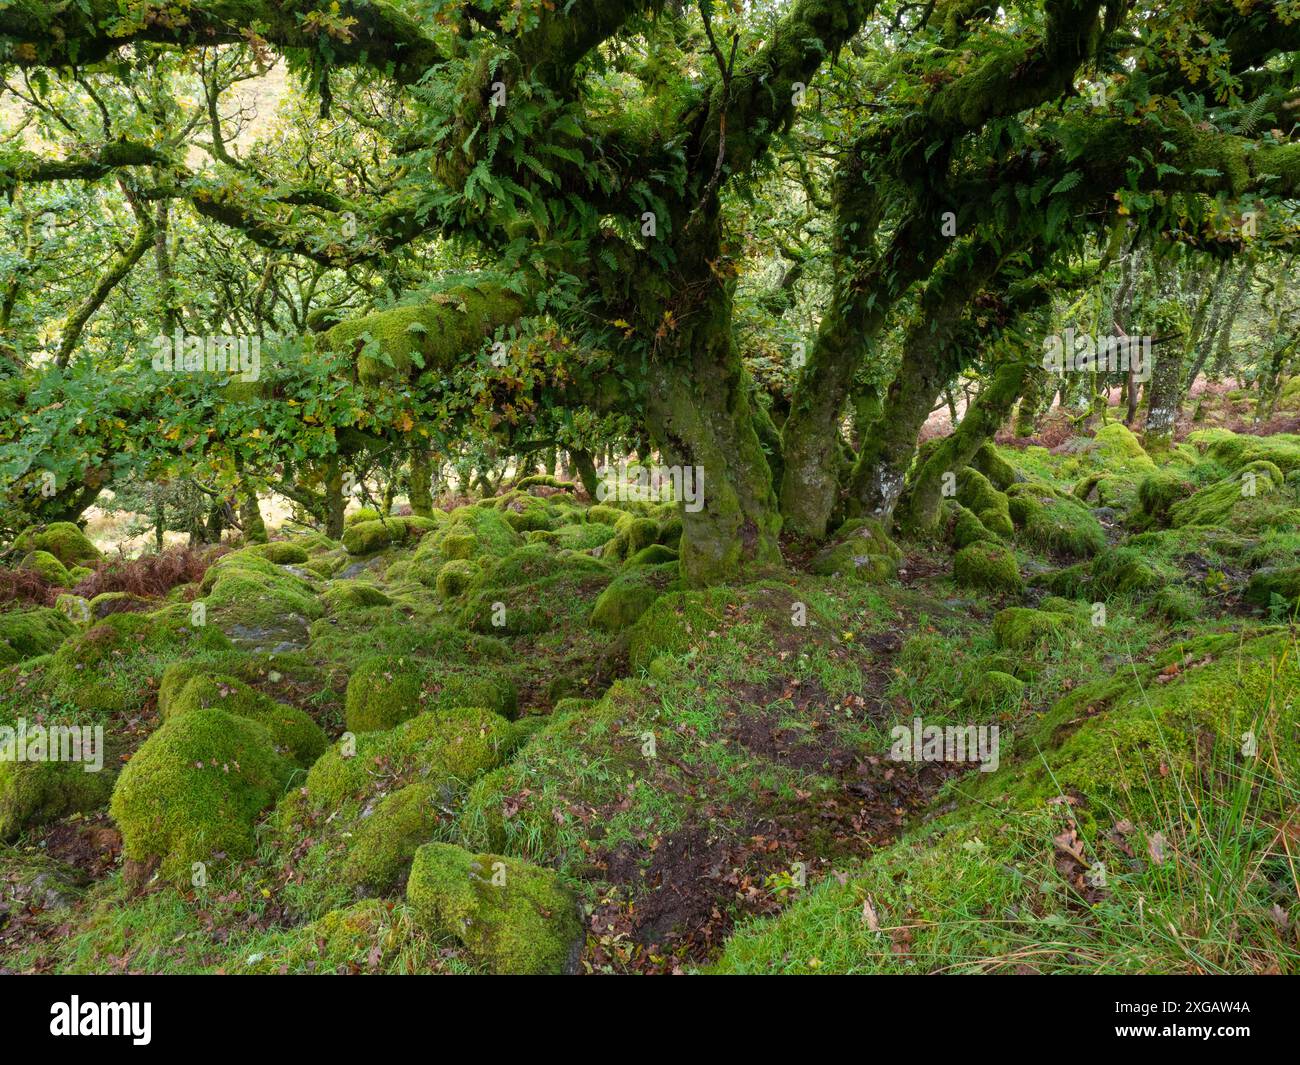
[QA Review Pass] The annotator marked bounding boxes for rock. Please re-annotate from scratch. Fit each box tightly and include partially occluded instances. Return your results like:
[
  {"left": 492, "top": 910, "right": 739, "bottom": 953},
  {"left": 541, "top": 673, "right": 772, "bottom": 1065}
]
[{"left": 406, "top": 843, "right": 584, "bottom": 974}]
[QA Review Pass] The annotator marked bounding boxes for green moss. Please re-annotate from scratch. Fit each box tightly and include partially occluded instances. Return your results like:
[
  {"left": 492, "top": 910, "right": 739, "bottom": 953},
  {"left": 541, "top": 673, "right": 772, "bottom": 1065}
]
[
  {"left": 343, "top": 656, "right": 424, "bottom": 733},
  {"left": 248, "top": 541, "right": 310, "bottom": 565},
  {"left": 321, "top": 580, "right": 392, "bottom": 611},
  {"left": 13, "top": 522, "right": 101, "bottom": 566},
  {"left": 45, "top": 610, "right": 231, "bottom": 714},
  {"left": 585, "top": 504, "right": 627, "bottom": 526},
  {"left": 626, "top": 543, "right": 679, "bottom": 566},
  {"left": 810, "top": 518, "right": 903, "bottom": 583},
  {"left": 955, "top": 468, "right": 1014, "bottom": 538},
  {"left": 435, "top": 559, "right": 478, "bottom": 599},
  {"left": 516, "top": 474, "right": 575, "bottom": 490},
  {"left": 1244, "top": 566, "right": 1300, "bottom": 611},
  {"left": 1169, "top": 462, "right": 1286, "bottom": 528},
  {"left": 552, "top": 522, "right": 617, "bottom": 551},
  {"left": 1136, "top": 467, "right": 1195, "bottom": 525},
  {"left": 1151, "top": 585, "right": 1203, "bottom": 621},
  {"left": 970, "top": 442, "right": 1019, "bottom": 491},
  {"left": 473, "top": 543, "right": 609, "bottom": 591},
  {"left": 499, "top": 496, "right": 557, "bottom": 533},
  {"left": 1192, "top": 429, "right": 1300, "bottom": 475},
  {"left": 459, "top": 590, "right": 553, "bottom": 636},
  {"left": 165, "top": 673, "right": 326, "bottom": 767},
  {"left": 341, "top": 780, "right": 440, "bottom": 891},
  {"left": 952, "top": 542, "right": 1022, "bottom": 593},
  {"left": 344, "top": 655, "right": 518, "bottom": 733},
  {"left": 444, "top": 506, "right": 521, "bottom": 558},
  {"left": 342, "top": 516, "right": 439, "bottom": 555},
  {"left": 1088, "top": 546, "right": 1166, "bottom": 597},
  {"left": 962, "top": 669, "right": 1025, "bottom": 712},
  {"left": 0, "top": 606, "right": 76, "bottom": 662},
  {"left": 1007, "top": 482, "right": 1106, "bottom": 558},
  {"left": 406, "top": 843, "right": 583, "bottom": 974},
  {"left": 87, "top": 591, "right": 148, "bottom": 618},
  {"left": 110, "top": 708, "right": 294, "bottom": 883},
  {"left": 295, "top": 706, "right": 520, "bottom": 815},
  {"left": 345, "top": 507, "right": 382, "bottom": 526},
  {"left": 991, "top": 607, "right": 1071, "bottom": 652},
  {"left": 603, "top": 516, "right": 660, "bottom": 563},
  {"left": 591, "top": 562, "right": 681, "bottom": 632},
  {"left": 948, "top": 502, "right": 999, "bottom": 549},
  {"left": 1091, "top": 422, "right": 1155, "bottom": 473},
  {"left": 321, "top": 283, "right": 527, "bottom": 386},
  {"left": 20, "top": 550, "right": 71, "bottom": 586},
  {"left": 0, "top": 754, "right": 116, "bottom": 840},
  {"left": 626, "top": 588, "right": 740, "bottom": 671}
]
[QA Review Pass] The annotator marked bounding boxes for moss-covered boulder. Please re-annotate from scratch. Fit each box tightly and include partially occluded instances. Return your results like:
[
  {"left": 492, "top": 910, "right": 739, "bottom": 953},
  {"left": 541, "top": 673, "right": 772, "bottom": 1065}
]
[
  {"left": 1136, "top": 467, "right": 1195, "bottom": 526},
  {"left": 1090, "top": 422, "right": 1156, "bottom": 473},
  {"left": 248, "top": 541, "right": 310, "bottom": 565},
  {"left": 952, "top": 542, "right": 1022, "bottom": 593},
  {"left": 110, "top": 708, "right": 294, "bottom": 882},
  {"left": 553, "top": 522, "right": 617, "bottom": 552},
  {"left": 20, "top": 550, "right": 71, "bottom": 586},
  {"left": 627, "top": 588, "right": 739, "bottom": 671},
  {"left": 293, "top": 706, "right": 523, "bottom": 816},
  {"left": 44, "top": 609, "right": 231, "bottom": 714},
  {"left": 603, "top": 515, "right": 659, "bottom": 563},
  {"left": 0, "top": 606, "right": 76, "bottom": 663},
  {"left": 626, "top": 543, "right": 679, "bottom": 567},
  {"left": 947, "top": 502, "right": 999, "bottom": 549},
  {"left": 1088, "top": 546, "right": 1164, "bottom": 597},
  {"left": 1007, "top": 482, "right": 1106, "bottom": 558},
  {"left": 321, "top": 580, "right": 392, "bottom": 611},
  {"left": 12, "top": 522, "right": 101, "bottom": 567},
  {"left": 590, "top": 562, "right": 681, "bottom": 632},
  {"left": 342, "top": 515, "right": 439, "bottom": 555},
  {"left": 0, "top": 750, "right": 117, "bottom": 840},
  {"left": 341, "top": 780, "right": 439, "bottom": 891},
  {"left": 344, "top": 655, "right": 517, "bottom": 733},
  {"left": 991, "top": 607, "right": 1072, "bottom": 652},
  {"left": 435, "top": 559, "right": 478, "bottom": 599},
  {"left": 810, "top": 518, "right": 903, "bottom": 583},
  {"left": 962, "top": 669, "right": 1026, "bottom": 712},
  {"left": 200, "top": 551, "right": 322, "bottom": 652},
  {"left": 1244, "top": 566, "right": 1300, "bottom": 611},
  {"left": 406, "top": 843, "right": 584, "bottom": 974},
  {"left": 956, "top": 467, "right": 1015, "bottom": 538},
  {"left": 164, "top": 673, "right": 326, "bottom": 766},
  {"left": 1169, "top": 461, "right": 1285, "bottom": 528}
]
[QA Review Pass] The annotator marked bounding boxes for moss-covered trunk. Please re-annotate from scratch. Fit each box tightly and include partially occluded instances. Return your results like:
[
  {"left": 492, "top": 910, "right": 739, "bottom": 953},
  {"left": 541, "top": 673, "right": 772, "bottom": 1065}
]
[
  {"left": 325, "top": 461, "right": 346, "bottom": 540},
  {"left": 1142, "top": 339, "right": 1184, "bottom": 449},
  {"left": 846, "top": 241, "right": 1002, "bottom": 527},
  {"left": 408, "top": 449, "right": 434, "bottom": 517},
  {"left": 899, "top": 357, "right": 1032, "bottom": 531},
  {"left": 643, "top": 294, "right": 782, "bottom": 586}
]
